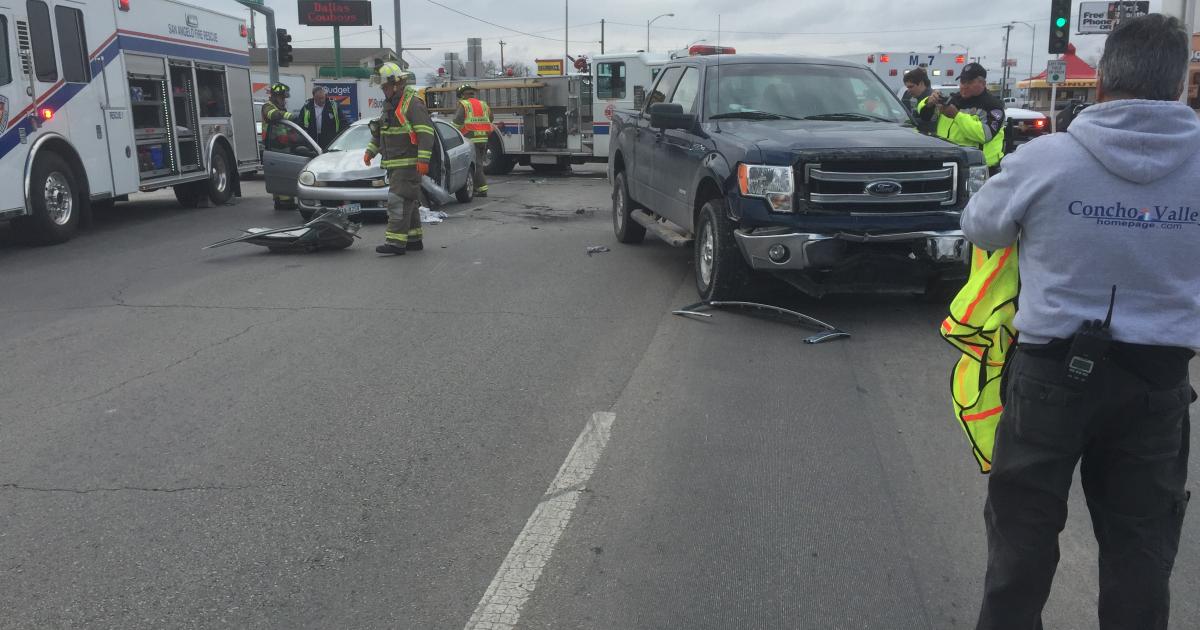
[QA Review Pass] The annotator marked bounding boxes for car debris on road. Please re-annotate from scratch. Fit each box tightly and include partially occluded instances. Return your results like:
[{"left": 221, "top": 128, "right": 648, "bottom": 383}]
[
  {"left": 673, "top": 301, "right": 851, "bottom": 344},
  {"left": 203, "top": 209, "right": 361, "bottom": 253},
  {"left": 586, "top": 245, "right": 611, "bottom": 256}
]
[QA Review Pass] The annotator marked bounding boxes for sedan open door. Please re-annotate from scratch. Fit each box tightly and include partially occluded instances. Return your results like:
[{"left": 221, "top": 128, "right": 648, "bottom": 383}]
[{"left": 263, "top": 120, "right": 321, "bottom": 198}]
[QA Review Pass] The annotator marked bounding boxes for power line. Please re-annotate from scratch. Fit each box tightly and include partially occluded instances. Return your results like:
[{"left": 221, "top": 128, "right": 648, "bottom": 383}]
[
  {"left": 423, "top": 0, "right": 565, "bottom": 41},
  {"left": 293, "top": 27, "right": 378, "bottom": 44},
  {"left": 602, "top": 15, "right": 1045, "bottom": 37}
]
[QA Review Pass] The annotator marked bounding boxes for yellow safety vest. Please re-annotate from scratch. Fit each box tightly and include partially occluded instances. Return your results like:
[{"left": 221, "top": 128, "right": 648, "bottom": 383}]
[
  {"left": 456, "top": 98, "right": 492, "bottom": 143},
  {"left": 936, "top": 111, "right": 1005, "bottom": 168},
  {"left": 940, "top": 245, "right": 1019, "bottom": 473}
]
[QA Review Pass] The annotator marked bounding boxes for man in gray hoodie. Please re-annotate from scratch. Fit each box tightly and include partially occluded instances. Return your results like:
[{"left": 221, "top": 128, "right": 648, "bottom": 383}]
[{"left": 962, "top": 14, "right": 1197, "bottom": 630}]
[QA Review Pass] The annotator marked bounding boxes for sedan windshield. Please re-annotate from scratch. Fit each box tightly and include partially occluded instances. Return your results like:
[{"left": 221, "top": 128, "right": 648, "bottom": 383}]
[
  {"left": 326, "top": 124, "right": 373, "bottom": 152},
  {"left": 704, "top": 63, "right": 911, "bottom": 124}
]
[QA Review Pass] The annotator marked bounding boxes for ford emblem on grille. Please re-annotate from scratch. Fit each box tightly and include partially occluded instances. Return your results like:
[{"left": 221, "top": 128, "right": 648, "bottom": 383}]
[{"left": 864, "top": 180, "right": 903, "bottom": 197}]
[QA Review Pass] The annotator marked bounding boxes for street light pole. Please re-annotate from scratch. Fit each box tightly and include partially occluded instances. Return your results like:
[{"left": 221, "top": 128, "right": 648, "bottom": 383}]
[
  {"left": 646, "top": 13, "right": 674, "bottom": 52},
  {"left": 1011, "top": 21, "right": 1036, "bottom": 104},
  {"left": 1001, "top": 23, "right": 1014, "bottom": 100}
]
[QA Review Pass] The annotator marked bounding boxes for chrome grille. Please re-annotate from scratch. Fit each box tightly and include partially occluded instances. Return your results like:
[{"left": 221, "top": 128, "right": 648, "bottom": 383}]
[{"left": 803, "top": 161, "right": 959, "bottom": 211}]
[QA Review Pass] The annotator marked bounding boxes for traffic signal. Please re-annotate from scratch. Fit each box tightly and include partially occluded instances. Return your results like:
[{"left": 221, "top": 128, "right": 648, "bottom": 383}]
[
  {"left": 276, "top": 28, "right": 293, "bottom": 67},
  {"left": 1049, "top": 0, "right": 1071, "bottom": 54}
]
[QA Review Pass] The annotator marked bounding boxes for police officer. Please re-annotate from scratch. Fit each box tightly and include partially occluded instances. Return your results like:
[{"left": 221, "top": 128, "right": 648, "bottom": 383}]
[
  {"left": 364, "top": 63, "right": 435, "bottom": 256},
  {"left": 918, "top": 62, "right": 1006, "bottom": 173},
  {"left": 300, "top": 86, "right": 349, "bottom": 150},
  {"left": 452, "top": 84, "right": 493, "bottom": 198},
  {"left": 961, "top": 14, "right": 1198, "bottom": 629},
  {"left": 262, "top": 83, "right": 298, "bottom": 210}
]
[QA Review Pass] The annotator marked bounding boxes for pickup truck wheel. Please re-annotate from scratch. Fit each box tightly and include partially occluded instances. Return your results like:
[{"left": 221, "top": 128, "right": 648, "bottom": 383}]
[
  {"left": 612, "top": 171, "right": 645, "bottom": 244},
  {"left": 695, "top": 198, "right": 751, "bottom": 301}
]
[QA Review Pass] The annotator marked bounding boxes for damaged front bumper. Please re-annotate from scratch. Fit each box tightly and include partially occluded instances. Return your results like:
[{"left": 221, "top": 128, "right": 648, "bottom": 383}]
[{"left": 734, "top": 227, "right": 969, "bottom": 271}]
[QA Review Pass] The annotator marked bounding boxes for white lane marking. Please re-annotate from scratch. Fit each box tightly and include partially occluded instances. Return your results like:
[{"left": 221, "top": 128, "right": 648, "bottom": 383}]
[{"left": 463, "top": 411, "right": 617, "bottom": 630}]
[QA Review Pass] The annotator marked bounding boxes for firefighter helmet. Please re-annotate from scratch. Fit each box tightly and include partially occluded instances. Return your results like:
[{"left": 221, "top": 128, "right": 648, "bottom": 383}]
[
  {"left": 269, "top": 83, "right": 290, "bottom": 97},
  {"left": 457, "top": 84, "right": 477, "bottom": 97},
  {"left": 376, "top": 62, "right": 409, "bottom": 86}
]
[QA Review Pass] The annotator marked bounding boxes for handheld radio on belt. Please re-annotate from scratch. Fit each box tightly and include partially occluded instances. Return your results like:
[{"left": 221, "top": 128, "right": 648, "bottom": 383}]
[{"left": 1065, "top": 285, "right": 1117, "bottom": 389}]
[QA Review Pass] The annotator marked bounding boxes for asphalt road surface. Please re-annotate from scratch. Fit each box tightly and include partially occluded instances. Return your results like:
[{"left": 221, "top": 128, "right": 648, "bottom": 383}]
[{"left": 1, "top": 167, "right": 1197, "bottom": 630}]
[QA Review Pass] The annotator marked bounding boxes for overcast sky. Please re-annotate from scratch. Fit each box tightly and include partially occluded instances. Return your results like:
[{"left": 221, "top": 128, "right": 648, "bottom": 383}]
[{"left": 214, "top": 0, "right": 1180, "bottom": 81}]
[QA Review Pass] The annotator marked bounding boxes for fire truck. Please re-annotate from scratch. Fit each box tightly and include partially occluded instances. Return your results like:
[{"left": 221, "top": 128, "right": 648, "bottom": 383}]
[
  {"left": 422, "top": 50, "right": 671, "bottom": 174},
  {"left": 834, "top": 52, "right": 968, "bottom": 94},
  {"left": 0, "top": 0, "right": 260, "bottom": 244}
]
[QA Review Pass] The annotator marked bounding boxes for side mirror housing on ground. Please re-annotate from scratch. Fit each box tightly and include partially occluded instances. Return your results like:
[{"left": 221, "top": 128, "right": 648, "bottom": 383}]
[{"left": 649, "top": 103, "right": 697, "bottom": 131}]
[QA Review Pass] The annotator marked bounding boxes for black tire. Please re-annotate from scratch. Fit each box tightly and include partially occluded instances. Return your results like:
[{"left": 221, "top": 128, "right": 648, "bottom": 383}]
[
  {"left": 299, "top": 208, "right": 316, "bottom": 222},
  {"left": 456, "top": 166, "right": 475, "bottom": 203},
  {"left": 13, "top": 153, "right": 82, "bottom": 245},
  {"left": 612, "top": 171, "right": 645, "bottom": 244},
  {"left": 694, "top": 198, "right": 753, "bottom": 301},
  {"left": 174, "top": 181, "right": 207, "bottom": 208},
  {"left": 483, "top": 136, "right": 515, "bottom": 175},
  {"left": 206, "top": 145, "right": 234, "bottom": 205}
]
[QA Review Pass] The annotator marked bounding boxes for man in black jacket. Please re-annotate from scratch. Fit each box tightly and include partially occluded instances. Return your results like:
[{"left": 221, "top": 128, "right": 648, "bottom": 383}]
[{"left": 300, "top": 87, "right": 349, "bottom": 150}]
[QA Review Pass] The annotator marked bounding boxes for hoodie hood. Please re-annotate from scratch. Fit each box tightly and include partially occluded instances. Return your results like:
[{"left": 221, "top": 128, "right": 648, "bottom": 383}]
[{"left": 1067, "top": 99, "right": 1200, "bottom": 184}]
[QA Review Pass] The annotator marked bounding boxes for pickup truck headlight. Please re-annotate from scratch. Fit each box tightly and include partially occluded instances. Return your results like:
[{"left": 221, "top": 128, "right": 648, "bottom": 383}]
[
  {"left": 967, "top": 165, "right": 989, "bottom": 196},
  {"left": 737, "top": 164, "right": 794, "bottom": 212},
  {"left": 299, "top": 170, "right": 317, "bottom": 186}
]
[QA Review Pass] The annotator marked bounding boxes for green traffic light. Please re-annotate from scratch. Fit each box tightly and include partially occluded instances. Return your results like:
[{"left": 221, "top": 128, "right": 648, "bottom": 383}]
[{"left": 1056, "top": 17, "right": 1068, "bottom": 27}]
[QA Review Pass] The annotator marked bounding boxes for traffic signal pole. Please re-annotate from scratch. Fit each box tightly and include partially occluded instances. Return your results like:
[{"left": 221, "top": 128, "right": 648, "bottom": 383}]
[{"left": 236, "top": 1, "right": 278, "bottom": 84}]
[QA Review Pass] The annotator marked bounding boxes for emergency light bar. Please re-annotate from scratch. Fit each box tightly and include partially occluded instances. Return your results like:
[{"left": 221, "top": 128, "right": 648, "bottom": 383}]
[
  {"left": 955, "top": 55, "right": 966, "bottom": 64},
  {"left": 118, "top": 0, "right": 130, "bottom": 11},
  {"left": 689, "top": 45, "right": 735, "bottom": 56}
]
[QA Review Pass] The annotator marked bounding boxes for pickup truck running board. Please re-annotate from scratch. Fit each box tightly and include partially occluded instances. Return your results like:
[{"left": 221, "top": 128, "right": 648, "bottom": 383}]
[{"left": 631, "top": 210, "right": 693, "bottom": 248}]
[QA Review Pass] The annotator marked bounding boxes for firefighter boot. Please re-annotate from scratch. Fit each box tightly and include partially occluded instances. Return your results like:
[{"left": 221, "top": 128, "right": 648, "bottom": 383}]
[{"left": 375, "top": 243, "right": 407, "bottom": 255}]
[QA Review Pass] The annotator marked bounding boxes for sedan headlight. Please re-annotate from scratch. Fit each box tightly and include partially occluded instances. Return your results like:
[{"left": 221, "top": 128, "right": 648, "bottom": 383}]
[
  {"left": 737, "top": 164, "right": 794, "bottom": 212},
  {"left": 298, "top": 170, "right": 317, "bottom": 186},
  {"left": 967, "top": 165, "right": 989, "bottom": 196}
]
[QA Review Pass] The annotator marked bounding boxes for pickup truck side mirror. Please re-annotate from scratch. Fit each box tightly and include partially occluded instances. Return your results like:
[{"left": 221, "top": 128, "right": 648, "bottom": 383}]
[{"left": 649, "top": 103, "right": 697, "bottom": 131}]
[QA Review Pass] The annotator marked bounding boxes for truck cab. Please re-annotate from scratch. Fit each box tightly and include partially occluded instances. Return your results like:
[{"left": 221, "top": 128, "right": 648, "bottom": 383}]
[{"left": 608, "top": 53, "right": 989, "bottom": 299}]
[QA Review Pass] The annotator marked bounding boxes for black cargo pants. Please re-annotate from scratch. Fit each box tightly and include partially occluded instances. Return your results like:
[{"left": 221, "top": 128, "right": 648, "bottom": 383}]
[{"left": 977, "top": 342, "right": 1193, "bottom": 630}]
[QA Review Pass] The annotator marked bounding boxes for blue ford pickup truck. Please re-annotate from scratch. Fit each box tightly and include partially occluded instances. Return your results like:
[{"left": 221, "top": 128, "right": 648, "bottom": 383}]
[{"left": 607, "top": 53, "right": 990, "bottom": 299}]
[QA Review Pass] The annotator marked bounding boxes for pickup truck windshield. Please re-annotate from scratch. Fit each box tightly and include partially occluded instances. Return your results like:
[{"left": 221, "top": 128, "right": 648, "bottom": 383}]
[
  {"left": 704, "top": 63, "right": 910, "bottom": 124},
  {"left": 326, "top": 124, "right": 373, "bottom": 152}
]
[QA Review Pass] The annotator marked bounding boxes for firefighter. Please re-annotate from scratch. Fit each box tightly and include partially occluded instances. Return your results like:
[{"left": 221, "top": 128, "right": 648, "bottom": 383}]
[
  {"left": 364, "top": 62, "right": 435, "bottom": 256},
  {"left": 919, "top": 63, "right": 1006, "bottom": 174},
  {"left": 452, "top": 84, "right": 492, "bottom": 198},
  {"left": 262, "top": 83, "right": 299, "bottom": 210}
]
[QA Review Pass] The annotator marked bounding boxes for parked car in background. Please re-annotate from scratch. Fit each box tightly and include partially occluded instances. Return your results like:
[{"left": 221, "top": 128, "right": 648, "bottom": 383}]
[
  {"left": 1004, "top": 107, "right": 1052, "bottom": 153},
  {"left": 261, "top": 118, "right": 477, "bottom": 220}
]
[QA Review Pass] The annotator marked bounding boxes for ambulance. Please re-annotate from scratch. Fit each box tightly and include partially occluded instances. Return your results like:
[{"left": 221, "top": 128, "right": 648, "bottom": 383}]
[
  {"left": 0, "top": 0, "right": 260, "bottom": 244},
  {"left": 834, "top": 52, "right": 968, "bottom": 94}
]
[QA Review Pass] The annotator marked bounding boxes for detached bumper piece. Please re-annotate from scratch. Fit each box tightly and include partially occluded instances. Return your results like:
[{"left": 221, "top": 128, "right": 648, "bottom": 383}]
[
  {"left": 673, "top": 301, "right": 851, "bottom": 345},
  {"left": 204, "top": 208, "right": 362, "bottom": 253}
]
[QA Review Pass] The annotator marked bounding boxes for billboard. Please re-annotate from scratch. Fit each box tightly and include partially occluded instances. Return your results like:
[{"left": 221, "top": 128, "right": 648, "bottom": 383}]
[
  {"left": 297, "top": 1, "right": 372, "bottom": 27},
  {"left": 314, "top": 81, "right": 361, "bottom": 121},
  {"left": 1078, "top": 2, "right": 1150, "bottom": 34}
]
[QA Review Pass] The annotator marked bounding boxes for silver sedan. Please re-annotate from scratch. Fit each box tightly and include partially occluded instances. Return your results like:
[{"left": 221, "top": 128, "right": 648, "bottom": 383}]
[{"left": 262, "top": 118, "right": 478, "bottom": 220}]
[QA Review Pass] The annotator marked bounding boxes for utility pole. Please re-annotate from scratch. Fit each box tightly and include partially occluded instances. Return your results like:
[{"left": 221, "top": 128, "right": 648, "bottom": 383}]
[
  {"left": 379, "top": 25, "right": 383, "bottom": 49},
  {"left": 1001, "top": 23, "right": 1014, "bottom": 100},
  {"left": 400, "top": 0, "right": 410, "bottom": 64},
  {"left": 600, "top": 19, "right": 605, "bottom": 54},
  {"left": 564, "top": 0, "right": 569, "bottom": 74},
  {"left": 236, "top": 1, "right": 276, "bottom": 84},
  {"left": 937, "top": 44, "right": 943, "bottom": 53},
  {"left": 500, "top": 40, "right": 506, "bottom": 72}
]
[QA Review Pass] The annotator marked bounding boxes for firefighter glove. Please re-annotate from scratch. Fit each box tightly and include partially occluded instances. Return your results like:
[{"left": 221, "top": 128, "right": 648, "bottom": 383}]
[{"left": 363, "top": 151, "right": 373, "bottom": 166}]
